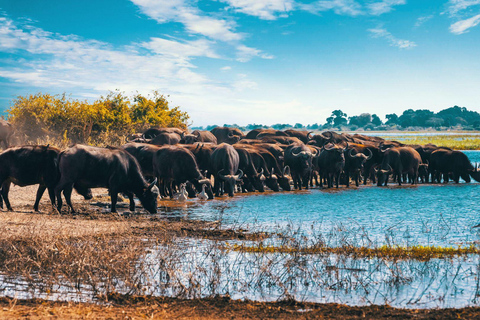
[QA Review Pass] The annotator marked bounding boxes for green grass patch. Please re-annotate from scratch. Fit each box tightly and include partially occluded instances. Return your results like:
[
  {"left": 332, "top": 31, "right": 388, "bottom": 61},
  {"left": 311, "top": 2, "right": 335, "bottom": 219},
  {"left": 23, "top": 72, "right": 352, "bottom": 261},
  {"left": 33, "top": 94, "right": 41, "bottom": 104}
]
[
  {"left": 378, "top": 134, "right": 480, "bottom": 150},
  {"left": 225, "top": 243, "right": 480, "bottom": 261}
]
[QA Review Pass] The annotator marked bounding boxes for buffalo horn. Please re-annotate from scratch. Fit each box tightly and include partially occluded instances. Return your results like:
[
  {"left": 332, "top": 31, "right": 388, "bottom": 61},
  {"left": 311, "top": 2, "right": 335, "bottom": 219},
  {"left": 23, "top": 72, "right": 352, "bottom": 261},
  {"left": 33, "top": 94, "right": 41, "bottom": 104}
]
[
  {"left": 148, "top": 178, "right": 158, "bottom": 190},
  {"left": 283, "top": 165, "right": 291, "bottom": 176},
  {"left": 323, "top": 143, "right": 335, "bottom": 151},
  {"left": 235, "top": 169, "right": 244, "bottom": 180},
  {"left": 218, "top": 169, "right": 226, "bottom": 181},
  {"left": 365, "top": 148, "right": 373, "bottom": 160},
  {"left": 198, "top": 178, "right": 210, "bottom": 184},
  {"left": 307, "top": 131, "right": 313, "bottom": 140},
  {"left": 348, "top": 148, "right": 356, "bottom": 158}
]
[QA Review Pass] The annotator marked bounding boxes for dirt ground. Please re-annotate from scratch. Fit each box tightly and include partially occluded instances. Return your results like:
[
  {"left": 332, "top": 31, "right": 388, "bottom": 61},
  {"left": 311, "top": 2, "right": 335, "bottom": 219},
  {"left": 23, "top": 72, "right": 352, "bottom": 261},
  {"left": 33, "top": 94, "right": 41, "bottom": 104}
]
[
  {"left": 2, "top": 185, "right": 480, "bottom": 319},
  {"left": 1, "top": 296, "right": 480, "bottom": 319}
]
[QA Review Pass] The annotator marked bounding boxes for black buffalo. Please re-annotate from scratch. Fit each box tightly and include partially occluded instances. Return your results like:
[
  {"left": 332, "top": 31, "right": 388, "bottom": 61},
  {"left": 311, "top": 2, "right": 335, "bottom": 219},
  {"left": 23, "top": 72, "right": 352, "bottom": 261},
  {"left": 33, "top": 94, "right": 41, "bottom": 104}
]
[
  {"left": 211, "top": 143, "right": 243, "bottom": 196},
  {"left": 284, "top": 143, "right": 314, "bottom": 190},
  {"left": 0, "top": 119, "right": 14, "bottom": 149},
  {"left": 150, "top": 132, "right": 182, "bottom": 145},
  {"left": 316, "top": 143, "right": 346, "bottom": 188},
  {"left": 245, "top": 129, "right": 288, "bottom": 140},
  {"left": 181, "top": 130, "right": 217, "bottom": 144},
  {"left": 0, "top": 145, "right": 91, "bottom": 212},
  {"left": 429, "top": 149, "right": 480, "bottom": 183},
  {"left": 345, "top": 145, "right": 372, "bottom": 187},
  {"left": 376, "top": 147, "right": 422, "bottom": 186},
  {"left": 143, "top": 127, "right": 184, "bottom": 139},
  {"left": 55, "top": 145, "right": 159, "bottom": 213},
  {"left": 152, "top": 146, "right": 213, "bottom": 199},
  {"left": 233, "top": 146, "right": 265, "bottom": 192},
  {"left": 210, "top": 127, "right": 244, "bottom": 144},
  {"left": 122, "top": 142, "right": 161, "bottom": 179}
]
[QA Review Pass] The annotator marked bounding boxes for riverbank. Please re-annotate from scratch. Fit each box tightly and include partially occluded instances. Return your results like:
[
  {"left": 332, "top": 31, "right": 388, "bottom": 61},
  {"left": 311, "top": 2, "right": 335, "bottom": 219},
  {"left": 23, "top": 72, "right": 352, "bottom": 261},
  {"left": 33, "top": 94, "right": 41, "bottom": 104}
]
[{"left": 1, "top": 296, "right": 480, "bottom": 319}]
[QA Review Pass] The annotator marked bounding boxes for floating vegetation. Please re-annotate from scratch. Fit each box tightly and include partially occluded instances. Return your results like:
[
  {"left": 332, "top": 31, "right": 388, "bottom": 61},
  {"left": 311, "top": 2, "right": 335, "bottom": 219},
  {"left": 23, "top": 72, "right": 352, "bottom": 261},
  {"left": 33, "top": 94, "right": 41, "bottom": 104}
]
[{"left": 225, "top": 243, "right": 480, "bottom": 261}]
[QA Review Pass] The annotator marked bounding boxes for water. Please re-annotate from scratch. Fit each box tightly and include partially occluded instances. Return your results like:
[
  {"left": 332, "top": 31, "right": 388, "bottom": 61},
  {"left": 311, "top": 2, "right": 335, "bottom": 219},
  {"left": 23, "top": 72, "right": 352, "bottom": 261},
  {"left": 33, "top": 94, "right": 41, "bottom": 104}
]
[
  {"left": 5, "top": 150, "right": 480, "bottom": 309},
  {"left": 135, "top": 150, "right": 480, "bottom": 308},
  {"left": 162, "top": 150, "right": 480, "bottom": 248}
]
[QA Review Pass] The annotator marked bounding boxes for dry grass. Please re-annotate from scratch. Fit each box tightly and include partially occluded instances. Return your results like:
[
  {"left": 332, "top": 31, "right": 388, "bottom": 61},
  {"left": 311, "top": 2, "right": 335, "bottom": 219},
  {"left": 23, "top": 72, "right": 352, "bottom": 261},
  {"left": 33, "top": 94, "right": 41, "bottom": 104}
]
[{"left": 2, "top": 296, "right": 480, "bottom": 319}]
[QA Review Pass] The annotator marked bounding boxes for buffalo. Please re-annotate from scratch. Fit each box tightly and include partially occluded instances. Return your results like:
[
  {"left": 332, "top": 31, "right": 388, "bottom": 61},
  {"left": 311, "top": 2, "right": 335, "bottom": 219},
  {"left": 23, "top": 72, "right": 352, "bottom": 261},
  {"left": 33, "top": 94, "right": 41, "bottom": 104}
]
[
  {"left": 210, "top": 127, "right": 244, "bottom": 144},
  {"left": 0, "top": 145, "right": 92, "bottom": 212},
  {"left": 284, "top": 143, "right": 315, "bottom": 190},
  {"left": 211, "top": 143, "right": 243, "bottom": 196},
  {"left": 376, "top": 147, "right": 422, "bottom": 186},
  {"left": 429, "top": 149, "right": 480, "bottom": 183},
  {"left": 143, "top": 127, "right": 184, "bottom": 139},
  {"left": 316, "top": 143, "right": 347, "bottom": 188},
  {"left": 152, "top": 146, "right": 214, "bottom": 199},
  {"left": 0, "top": 119, "right": 14, "bottom": 149},
  {"left": 55, "top": 145, "right": 159, "bottom": 213},
  {"left": 181, "top": 130, "right": 217, "bottom": 144},
  {"left": 344, "top": 145, "right": 372, "bottom": 187}
]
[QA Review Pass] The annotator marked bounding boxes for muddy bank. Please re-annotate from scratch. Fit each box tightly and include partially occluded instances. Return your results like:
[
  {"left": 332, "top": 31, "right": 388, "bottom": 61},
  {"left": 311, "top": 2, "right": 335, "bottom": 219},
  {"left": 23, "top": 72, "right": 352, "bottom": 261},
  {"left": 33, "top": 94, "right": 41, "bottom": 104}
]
[{"left": 1, "top": 296, "right": 479, "bottom": 319}]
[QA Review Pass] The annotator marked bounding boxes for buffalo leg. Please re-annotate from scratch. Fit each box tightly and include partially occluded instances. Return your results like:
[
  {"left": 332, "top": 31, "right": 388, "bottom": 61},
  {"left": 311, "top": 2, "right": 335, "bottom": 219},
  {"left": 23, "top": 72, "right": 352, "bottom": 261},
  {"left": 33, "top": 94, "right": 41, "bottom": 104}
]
[
  {"left": 110, "top": 191, "right": 118, "bottom": 213},
  {"left": 1, "top": 182, "right": 12, "bottom": 211},
  {"left": 214, "top": 177, "right": 221, "bottom": 197},
  {"left": 33, "top": 184, "right": 48, "bottom": 212},
  {"left": 62, "top": 185, "right": 75, "bottom": 213},
  {"left": 126, "top": 192, "right": 135, "bottom": 211},
  {"left": 453, "top": 173, "right": 460, "bottom": 183}
]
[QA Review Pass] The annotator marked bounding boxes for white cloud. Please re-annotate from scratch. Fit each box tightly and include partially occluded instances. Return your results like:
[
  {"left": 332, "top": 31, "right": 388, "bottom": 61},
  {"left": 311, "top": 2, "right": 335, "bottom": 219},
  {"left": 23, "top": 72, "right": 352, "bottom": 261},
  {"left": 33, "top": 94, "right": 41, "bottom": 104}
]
[
  {"left": 300, "top": 0, "right": 363, "bottom": 16},
  {"left": 233, "top": 73, "right": 258, "bottom": 91},
  {"left": 450, "top": 13, "right": 480, "bottom": 33},
  {"left": 445, "top": 0, "right": 480, "bottom": 16},
  {"left": 367, "top": 0, "right": 406, "bottom": 16},
  {"left": 236, "top": 45, "right": 274, "bottom": 62},
  {"left": 414, "top": 15, "right": 434, "bottom": 28},
  {"left": 131, "top": 0, "right": 242, "bottom": 41},
  {"left": 221, "top": 0, "right": 295, "bottom": 20},
  {"left": 141, "top": 37, "right": 219, "bottom": 59},
  {"left": 0, "top": 17, "right": 219, "bottom": 94},
  {"left": 221, "top": 66, "right": 232, "bottom": 71},
  {"left": 368, "top": 27, "right": 417, "bottom": 49}
]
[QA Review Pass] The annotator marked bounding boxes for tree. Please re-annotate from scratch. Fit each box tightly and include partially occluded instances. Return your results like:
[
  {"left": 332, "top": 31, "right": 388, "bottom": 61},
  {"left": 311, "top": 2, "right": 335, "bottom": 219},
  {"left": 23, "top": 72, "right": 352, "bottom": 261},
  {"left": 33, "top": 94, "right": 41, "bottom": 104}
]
[
  {"left": 326, "top": 110, "right": 348, "bottom": 127},
  {"left": 385, "top": 113, "right": 399, "bottom": 125},
  {"left": 349, "top": 113, "right": 371, "bottom": 127},
  {"left": 7, "top": 91, "right": 189, "bottom": 144},
  {"left": 371, "top": 114, "right": 382, "bottom": 126}
]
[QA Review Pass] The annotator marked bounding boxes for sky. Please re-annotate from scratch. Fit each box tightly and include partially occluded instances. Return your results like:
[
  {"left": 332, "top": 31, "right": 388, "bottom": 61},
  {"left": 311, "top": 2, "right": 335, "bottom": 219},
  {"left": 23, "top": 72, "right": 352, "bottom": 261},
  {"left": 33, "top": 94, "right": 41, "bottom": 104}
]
[{"left": 0, "top": 0, "right": 479, "bottom": 127}]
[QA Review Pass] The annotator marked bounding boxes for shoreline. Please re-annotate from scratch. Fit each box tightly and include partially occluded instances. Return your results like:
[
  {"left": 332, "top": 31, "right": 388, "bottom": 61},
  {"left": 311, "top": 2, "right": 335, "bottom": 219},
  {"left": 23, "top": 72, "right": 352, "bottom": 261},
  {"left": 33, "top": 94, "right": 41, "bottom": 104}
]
[{"left": 2, "top": 295, "right": 480, "bottom": 319}]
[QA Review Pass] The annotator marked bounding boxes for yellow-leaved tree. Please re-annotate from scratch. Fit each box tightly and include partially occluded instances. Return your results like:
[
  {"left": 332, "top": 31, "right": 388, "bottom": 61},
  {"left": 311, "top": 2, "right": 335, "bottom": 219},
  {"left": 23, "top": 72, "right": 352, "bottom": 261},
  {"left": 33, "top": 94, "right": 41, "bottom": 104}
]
[{"left": 7, "top": 91, "right": 189, "bottom": 146}]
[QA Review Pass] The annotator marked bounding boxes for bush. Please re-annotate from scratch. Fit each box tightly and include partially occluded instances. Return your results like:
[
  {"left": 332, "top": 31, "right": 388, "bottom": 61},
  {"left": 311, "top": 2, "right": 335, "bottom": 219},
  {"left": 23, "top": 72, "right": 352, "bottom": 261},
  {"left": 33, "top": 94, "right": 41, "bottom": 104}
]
[{"left": 7, "top": 91, "right": 189, "bottom": 145}]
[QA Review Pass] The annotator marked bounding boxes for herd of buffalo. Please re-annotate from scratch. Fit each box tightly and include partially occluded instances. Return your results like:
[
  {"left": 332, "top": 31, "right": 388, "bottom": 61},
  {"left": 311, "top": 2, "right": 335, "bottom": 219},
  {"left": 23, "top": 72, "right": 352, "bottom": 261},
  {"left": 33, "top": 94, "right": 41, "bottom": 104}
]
[{"left": 0, "top": 124, "right": 479, "bottom": 214}]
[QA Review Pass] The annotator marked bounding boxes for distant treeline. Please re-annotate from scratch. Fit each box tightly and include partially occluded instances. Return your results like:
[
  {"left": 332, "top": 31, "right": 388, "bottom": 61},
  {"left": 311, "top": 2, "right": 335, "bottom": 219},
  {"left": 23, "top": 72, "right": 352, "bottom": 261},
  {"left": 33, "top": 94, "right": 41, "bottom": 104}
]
[{"left": 193, "top": 106, "right": 480, "bottom": 131}]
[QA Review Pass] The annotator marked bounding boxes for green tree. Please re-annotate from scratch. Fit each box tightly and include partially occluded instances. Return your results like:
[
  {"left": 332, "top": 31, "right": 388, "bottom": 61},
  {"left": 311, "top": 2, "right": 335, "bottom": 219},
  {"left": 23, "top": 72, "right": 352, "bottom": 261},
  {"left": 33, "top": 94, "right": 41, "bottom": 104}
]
[
  {"left": 326, "top": 110, "right": 348, "bottom": 127},
  {"left": 385, "top": 113, "right": 399, "bottom": 125}
]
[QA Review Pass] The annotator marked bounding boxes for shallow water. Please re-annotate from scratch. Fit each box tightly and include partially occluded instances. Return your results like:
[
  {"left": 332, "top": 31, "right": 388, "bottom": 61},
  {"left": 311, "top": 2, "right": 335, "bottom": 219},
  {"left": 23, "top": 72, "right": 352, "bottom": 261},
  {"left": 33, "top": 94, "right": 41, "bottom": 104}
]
[
  {"left": 161, "top": 151, "right": 480, "bottom": 248},
  {"left": 5, "top": 151, "right": 480, "bottom": 309}
]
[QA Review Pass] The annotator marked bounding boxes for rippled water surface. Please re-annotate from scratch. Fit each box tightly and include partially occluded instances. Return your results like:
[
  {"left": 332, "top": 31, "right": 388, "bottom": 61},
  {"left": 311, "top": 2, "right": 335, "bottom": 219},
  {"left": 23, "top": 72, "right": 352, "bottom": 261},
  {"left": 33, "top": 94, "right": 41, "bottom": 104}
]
[{"left": 162, "top": 151, "right": 480, "bottom": 248}]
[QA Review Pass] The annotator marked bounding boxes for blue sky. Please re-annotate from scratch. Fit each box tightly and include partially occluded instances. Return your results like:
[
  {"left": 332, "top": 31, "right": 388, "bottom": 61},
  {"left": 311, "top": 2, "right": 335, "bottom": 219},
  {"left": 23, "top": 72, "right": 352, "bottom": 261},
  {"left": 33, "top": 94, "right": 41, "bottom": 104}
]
[{"left": 0, "top": 0, "right": 479, "bottom": 126}]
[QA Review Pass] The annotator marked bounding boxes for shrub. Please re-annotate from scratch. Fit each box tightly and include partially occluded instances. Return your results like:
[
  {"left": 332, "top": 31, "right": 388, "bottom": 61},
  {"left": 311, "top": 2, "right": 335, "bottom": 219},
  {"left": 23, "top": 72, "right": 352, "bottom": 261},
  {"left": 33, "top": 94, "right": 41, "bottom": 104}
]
[{"left": 7, "top": 91, "right": 189, "bottom": 145}]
